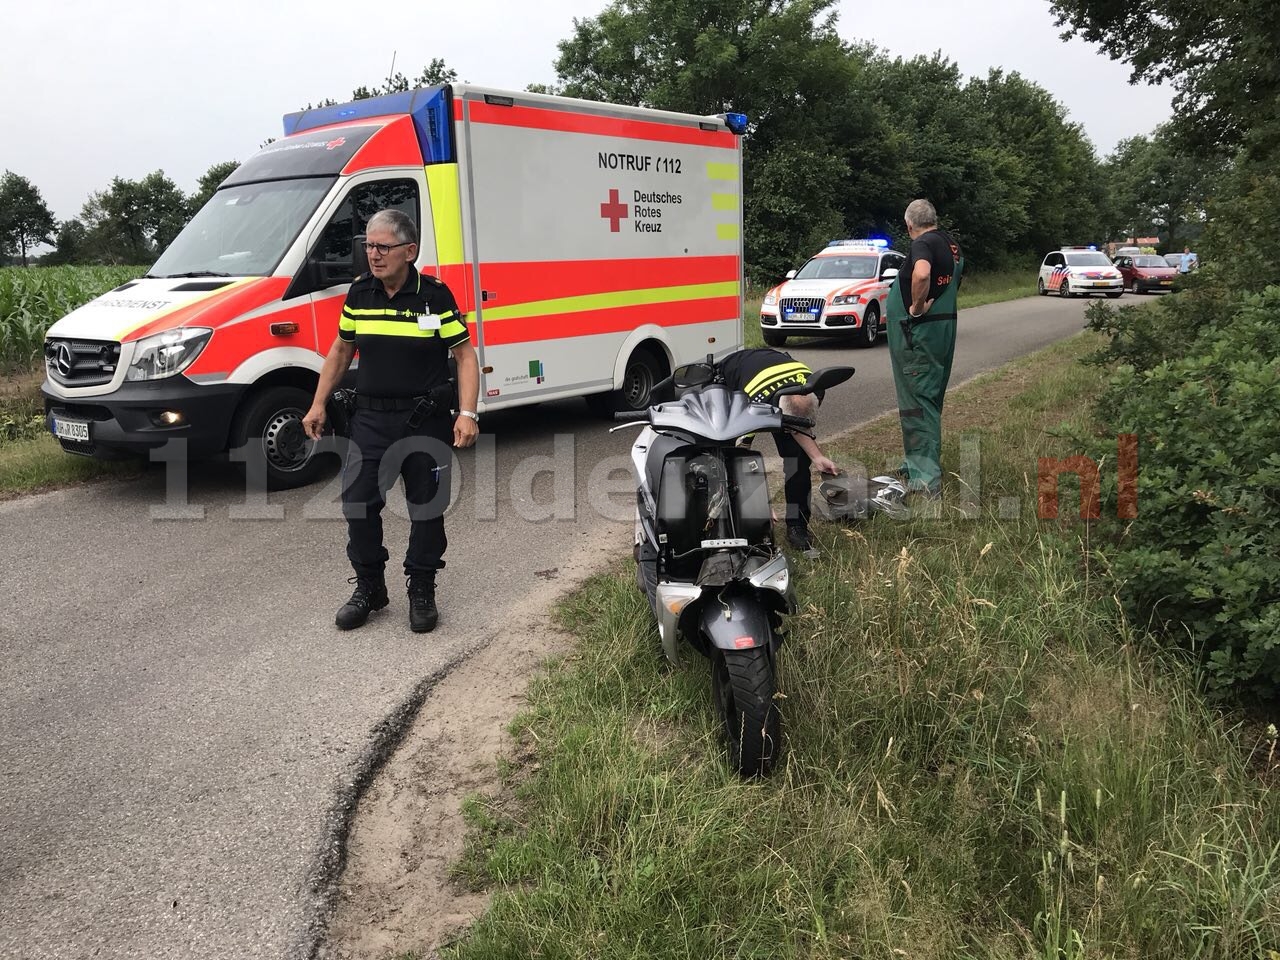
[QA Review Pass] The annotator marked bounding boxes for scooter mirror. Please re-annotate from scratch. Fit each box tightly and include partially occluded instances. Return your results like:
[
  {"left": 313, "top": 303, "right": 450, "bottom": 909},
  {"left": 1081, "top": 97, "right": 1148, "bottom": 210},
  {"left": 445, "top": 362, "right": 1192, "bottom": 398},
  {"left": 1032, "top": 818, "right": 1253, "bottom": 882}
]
[
  {"left": 772, "top": 365, "right": 855, "bottom": 398},
  {"left": 672, "top": 361, "right": 715, "bottom": 392}
]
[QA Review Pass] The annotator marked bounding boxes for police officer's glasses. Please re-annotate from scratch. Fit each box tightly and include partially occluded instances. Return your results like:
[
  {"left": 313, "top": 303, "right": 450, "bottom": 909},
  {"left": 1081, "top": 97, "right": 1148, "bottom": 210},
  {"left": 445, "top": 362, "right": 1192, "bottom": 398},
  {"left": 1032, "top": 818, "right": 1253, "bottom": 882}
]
[{"left": 363, "top": 241, "right": 411, "bottom": 255}]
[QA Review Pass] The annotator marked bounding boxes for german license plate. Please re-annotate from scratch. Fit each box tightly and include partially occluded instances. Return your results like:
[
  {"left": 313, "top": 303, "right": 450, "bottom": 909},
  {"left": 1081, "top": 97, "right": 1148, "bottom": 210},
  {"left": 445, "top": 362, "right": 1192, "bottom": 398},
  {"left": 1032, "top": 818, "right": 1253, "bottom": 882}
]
[
  {"left": 1161, "top": 279, "right": 1173, "bottom": 285},
  {"left": 53, "top": 417, "right": 90, "bottom": 442}
]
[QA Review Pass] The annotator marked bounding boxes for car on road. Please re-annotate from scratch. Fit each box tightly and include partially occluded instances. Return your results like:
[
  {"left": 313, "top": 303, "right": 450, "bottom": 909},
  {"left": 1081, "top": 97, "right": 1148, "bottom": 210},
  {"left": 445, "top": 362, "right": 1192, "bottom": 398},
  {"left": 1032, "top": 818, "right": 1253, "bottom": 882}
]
[
  {"left": 759, "top": 239, "right": 904, "bottom": 348},
  {"left": 1113, "top": 254, "right": 1178, "bottom": 293},
  {"left": 1163, "top": 253, "right": 1184, "bottom": 269},
  {"left": 1037, "top": 248, "right": 1123, "bottom": 298}
]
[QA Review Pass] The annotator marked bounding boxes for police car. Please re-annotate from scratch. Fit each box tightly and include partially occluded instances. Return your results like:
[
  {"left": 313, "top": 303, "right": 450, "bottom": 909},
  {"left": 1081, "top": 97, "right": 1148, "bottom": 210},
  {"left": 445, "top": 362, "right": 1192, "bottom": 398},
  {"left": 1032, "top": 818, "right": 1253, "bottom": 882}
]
[
  {"left": 759, "top": 239, "right": 904, "bottom": 348},
  {"left": 1037, "top": 247, "right": 1123, "bottom": 298}
]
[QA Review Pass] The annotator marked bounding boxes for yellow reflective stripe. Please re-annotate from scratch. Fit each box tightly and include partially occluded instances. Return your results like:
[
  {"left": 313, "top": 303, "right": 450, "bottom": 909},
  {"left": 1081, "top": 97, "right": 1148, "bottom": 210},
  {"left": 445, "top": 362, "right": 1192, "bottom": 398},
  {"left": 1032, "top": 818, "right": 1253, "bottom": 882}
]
[
  {"left": 711, "top": 193, "right": 737, "bottom": 211},
  {"left": 706, "top": 162, "right": 738, "bottom": 181},
  {"left": 351, "top": 320, "right": 439, "bottom": 338},
  {"left": 339, "top": 315, "right": 356, "bottom": 331},
  {"left": 436, "top": 309, "right": 456, "bottom": 322},
  {"left": 426, "top": 164, "right": 464, "bottom": 265},
  {"left": 478, "top": 281, "right": 739, "bottom": 324},
  {"left": 345, "top": 307, "right": 410, "bottom": 317},
  {"left": 743, "top": 361, "right": 811, "bottom": 397},
  {"left": 716, "top": 223, "right": 740, "bottom": 241},
  {"left": 439, "top": 319, "right": 467, "bottom": 339},
  {"left": 112, "top": 277, "right": 256, "bottom": 342}
]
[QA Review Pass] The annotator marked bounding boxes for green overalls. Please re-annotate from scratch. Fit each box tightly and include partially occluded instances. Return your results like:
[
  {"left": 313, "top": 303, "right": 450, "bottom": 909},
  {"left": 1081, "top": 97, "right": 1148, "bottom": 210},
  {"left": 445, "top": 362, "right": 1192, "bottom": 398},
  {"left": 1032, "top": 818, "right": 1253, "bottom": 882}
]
[{"left": 885, "top": 243, "right": 964, "bottom": 496}]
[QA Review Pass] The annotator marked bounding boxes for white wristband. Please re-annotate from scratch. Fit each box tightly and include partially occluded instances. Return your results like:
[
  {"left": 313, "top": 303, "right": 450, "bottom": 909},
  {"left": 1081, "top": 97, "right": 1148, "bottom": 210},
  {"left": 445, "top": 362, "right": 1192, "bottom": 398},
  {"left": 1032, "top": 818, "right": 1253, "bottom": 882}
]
[{"left": 457, "top": 410, "right": 479, "bottom": 422}]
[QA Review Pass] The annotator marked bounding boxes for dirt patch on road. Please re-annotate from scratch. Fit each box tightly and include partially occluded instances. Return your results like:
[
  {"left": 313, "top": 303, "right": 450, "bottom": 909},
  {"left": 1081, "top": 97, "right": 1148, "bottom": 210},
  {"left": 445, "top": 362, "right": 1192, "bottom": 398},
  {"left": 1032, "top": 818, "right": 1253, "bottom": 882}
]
[{"left": 317, "top": 535, "right": 620, "bottom": 960}]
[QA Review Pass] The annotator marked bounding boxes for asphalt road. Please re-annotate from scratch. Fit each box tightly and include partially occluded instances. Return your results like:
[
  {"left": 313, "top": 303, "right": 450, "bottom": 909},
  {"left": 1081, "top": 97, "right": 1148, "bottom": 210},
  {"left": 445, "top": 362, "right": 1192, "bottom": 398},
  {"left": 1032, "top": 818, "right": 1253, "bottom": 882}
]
[{"left": 0, "top": 293, "right": 1096, "bottom": 958}]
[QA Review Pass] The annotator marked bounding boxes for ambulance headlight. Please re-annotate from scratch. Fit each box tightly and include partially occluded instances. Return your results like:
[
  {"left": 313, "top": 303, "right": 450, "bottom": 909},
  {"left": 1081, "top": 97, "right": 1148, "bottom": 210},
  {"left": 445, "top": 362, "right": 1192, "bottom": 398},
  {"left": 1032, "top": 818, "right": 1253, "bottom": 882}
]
[
  {"left": 126, "top": 328, "right": 213, "bottom": 381},
  {"left": 831, "top": 294, "right": 861, "bottom": 305},
  {"left": 763, "top": 291, "right": 779, "bottom": 306}
]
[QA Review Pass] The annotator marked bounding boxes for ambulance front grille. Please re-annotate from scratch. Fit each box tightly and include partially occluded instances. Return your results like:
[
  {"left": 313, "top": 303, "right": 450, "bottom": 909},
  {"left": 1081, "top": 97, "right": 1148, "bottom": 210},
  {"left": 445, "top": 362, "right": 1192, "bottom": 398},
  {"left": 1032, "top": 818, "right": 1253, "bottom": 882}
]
[{"left": 44, "top": 338, "right": 121, "bottom": 387}]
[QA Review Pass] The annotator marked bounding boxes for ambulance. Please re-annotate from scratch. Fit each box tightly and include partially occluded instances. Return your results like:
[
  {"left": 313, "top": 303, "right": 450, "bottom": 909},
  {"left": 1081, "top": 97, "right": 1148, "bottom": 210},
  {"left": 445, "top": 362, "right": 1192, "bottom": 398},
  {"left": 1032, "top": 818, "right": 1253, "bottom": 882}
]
[
  {"left": 758, "top": 239, "right": 904, "bottom": 349},
  {"left": 42, "top": 85, "right": 746, "bottom": 488}
]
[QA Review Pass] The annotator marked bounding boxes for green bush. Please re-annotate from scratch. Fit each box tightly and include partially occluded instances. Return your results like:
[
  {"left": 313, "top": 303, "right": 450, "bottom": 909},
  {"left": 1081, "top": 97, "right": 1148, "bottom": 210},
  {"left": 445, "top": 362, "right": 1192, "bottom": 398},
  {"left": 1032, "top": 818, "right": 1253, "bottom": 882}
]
[{"left": 1081, "top": 288, "right": 1280, "bottom": 696}]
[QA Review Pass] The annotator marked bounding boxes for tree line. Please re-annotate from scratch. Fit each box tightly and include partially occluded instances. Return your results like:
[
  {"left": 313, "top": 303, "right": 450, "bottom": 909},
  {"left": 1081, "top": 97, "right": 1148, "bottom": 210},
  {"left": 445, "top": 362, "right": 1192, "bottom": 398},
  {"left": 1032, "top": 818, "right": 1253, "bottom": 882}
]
[{"left": 0, "top": 2, "right": 1217, "bottom": 279}]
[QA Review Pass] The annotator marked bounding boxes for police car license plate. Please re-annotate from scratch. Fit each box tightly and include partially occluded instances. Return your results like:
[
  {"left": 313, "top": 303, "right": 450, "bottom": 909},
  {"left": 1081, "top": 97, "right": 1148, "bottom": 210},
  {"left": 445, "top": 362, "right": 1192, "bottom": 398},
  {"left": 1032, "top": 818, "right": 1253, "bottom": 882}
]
[{"left": 54, "top": 417, "right": 90, "bottom": 442}]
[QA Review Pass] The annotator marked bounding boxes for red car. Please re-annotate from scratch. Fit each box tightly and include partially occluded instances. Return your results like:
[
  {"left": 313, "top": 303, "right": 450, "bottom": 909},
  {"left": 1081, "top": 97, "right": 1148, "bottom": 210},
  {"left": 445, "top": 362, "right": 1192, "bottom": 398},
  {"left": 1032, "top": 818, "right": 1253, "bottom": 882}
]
[{"left": 1113, "top": 254, "right": 1177, "bottom": 293}]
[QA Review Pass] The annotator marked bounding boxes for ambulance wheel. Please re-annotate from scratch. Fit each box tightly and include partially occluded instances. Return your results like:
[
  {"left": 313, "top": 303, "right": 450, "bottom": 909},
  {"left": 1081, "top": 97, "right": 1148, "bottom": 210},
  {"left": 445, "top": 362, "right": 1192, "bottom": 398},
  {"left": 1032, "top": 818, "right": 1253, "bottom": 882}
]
[
  {"left": 762, "top": 330, "right": 787, "bottom": 347},
  {"left": 587, "top": 347, "right": 664, "bottom": 415},
  {"left": 230, "top": 385, "right": 328, "bottom": 490},
  {"left": 857, "top": 302, "right": 880, "bottom": 348}
]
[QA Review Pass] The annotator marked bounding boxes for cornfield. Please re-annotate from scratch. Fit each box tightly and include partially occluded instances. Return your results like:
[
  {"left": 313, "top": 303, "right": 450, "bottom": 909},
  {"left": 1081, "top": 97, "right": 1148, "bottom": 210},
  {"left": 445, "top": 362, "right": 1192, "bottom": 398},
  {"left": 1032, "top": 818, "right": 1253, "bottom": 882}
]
[{"left": 0, "top": 266, "right": 146, "bottom": 372}]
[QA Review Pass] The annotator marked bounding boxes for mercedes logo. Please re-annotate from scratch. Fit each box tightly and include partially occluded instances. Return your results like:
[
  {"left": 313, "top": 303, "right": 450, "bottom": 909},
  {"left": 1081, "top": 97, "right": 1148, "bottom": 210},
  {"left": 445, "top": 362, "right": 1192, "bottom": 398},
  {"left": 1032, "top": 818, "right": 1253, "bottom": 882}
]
[{"left": 55, "top": 343, "right": 74, "bottom": 378}]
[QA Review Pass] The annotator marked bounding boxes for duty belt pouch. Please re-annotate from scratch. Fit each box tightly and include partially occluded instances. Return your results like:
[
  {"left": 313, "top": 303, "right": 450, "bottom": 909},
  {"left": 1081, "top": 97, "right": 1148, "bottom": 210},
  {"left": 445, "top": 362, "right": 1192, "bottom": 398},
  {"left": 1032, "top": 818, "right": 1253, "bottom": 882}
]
[
  {"left": 330, "top": 388, "right": 358, "bottom": 437},
  {"left": 406, "top": 395, "right": 438, "bottom": 429}
]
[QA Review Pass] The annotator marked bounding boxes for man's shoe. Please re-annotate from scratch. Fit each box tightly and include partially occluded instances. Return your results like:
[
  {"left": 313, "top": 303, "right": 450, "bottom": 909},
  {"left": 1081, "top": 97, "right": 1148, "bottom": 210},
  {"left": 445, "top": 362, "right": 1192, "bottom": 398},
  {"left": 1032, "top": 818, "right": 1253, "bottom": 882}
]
[
  {"left": 407, "top": 576, "right": 439, "bottom": 633},
  {"left": 785, "top": 523, "right": 812, "bottom": 551},
  {"left": 335, "top": 576, "right": 389, "bottom": 630}
]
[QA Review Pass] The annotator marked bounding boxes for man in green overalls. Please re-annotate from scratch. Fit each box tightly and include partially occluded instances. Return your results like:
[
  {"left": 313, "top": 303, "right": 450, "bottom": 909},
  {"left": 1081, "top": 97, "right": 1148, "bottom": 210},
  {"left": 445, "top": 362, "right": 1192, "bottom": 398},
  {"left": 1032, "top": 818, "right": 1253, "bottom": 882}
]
[{"left": 884, "top": 199, "right": 964, "bottom": 500}]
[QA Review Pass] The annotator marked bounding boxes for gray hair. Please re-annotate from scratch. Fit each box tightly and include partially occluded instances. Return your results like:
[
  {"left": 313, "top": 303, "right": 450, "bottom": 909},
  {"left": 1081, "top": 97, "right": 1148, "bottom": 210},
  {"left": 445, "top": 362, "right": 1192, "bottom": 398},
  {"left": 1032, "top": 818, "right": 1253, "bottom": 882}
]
[
  {"left": 366, "top": 209, "right": 418, "bottom": 245},
  {"left": 778, "top": 392, "right": 818, "bottom": 425},
  {"left": 904, "top": 199, "right": 938, "bottom": 230}
]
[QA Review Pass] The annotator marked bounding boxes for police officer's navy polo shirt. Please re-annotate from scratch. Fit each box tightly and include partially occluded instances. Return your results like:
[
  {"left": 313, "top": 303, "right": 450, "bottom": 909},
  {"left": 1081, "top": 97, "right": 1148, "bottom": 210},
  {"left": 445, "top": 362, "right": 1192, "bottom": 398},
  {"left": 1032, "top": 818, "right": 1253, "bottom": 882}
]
[
  {"left": 338, "top": 270, "right": 469, "bottom": 398},
  {"left": 721, "top": 348, "right": 814, "bottom": 403}
]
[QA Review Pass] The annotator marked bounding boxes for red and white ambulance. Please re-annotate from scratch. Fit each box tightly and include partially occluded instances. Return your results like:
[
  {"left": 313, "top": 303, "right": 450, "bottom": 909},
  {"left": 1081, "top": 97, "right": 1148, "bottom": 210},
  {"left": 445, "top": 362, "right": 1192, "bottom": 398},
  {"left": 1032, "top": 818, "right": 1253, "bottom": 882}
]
[
  {"left": 42, "top": 85, "right": 746, "bottom": 487},
  {"left": 758, "top": 239, "right": 903, "bottom": 350}
]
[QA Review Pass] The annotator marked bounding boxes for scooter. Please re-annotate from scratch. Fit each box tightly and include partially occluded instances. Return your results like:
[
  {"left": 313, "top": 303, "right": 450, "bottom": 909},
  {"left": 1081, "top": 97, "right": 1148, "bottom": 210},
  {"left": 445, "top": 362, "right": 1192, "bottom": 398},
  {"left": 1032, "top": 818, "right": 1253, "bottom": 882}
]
[{"left": 614, "top": 356, "right": 854, "bottom": 776}]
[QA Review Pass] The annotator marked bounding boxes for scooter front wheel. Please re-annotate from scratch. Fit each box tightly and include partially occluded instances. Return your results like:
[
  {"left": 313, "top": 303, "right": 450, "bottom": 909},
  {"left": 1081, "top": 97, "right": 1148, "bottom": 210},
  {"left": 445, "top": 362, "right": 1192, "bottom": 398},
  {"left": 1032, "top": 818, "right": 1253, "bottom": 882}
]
[{"left": 712, "top": 646, "right": 781, "bottom": 777}]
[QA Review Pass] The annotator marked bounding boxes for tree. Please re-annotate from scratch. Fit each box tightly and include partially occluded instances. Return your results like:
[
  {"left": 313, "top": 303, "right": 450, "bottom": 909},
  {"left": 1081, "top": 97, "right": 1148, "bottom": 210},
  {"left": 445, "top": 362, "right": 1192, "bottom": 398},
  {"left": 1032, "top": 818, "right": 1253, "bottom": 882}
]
[
  {"left": 1049, "top": 0, "right": 1280, "bottom": 159},
  {"left": 1103, "top": 125, "right": 1224, "bottom": 249},
  {"left": 189, "top": 160, "right": 240, "bottom": 215},
  {"left": 0, "top": 171, "right": 57, "bottom": 267},
  {"left": 550, "top": 0, "right": 862, "bottom": 278},
  {"left": 352, "top": 58, "right": 460, "bottom": 101},
  {"left": 80, "top": 171, "right": 188, "bottom": 264},
  {"left": 43, "top": 219, "right": 89, "bottom": 265}
]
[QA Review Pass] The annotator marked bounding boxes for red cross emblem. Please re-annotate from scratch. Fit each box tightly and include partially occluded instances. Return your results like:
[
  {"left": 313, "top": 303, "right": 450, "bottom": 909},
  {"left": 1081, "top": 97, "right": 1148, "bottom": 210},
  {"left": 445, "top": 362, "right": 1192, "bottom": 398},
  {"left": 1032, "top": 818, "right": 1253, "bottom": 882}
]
[{"left": 599, "top": 189, "right": 628, "bottom": 232}]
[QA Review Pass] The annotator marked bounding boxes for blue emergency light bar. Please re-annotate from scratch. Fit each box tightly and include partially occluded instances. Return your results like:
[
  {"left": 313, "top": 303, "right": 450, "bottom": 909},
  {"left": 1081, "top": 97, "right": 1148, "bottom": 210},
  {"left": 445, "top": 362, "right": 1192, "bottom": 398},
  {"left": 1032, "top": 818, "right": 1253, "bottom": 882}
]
[
  {"left": 827, "top": 238, "right": 888, "bottom": 248},
  {"left": 723, "top": 112, "right": 749, "bottom": 134},
  {"left": 282, "top": 86, "right": 455, "bottom": 164}
]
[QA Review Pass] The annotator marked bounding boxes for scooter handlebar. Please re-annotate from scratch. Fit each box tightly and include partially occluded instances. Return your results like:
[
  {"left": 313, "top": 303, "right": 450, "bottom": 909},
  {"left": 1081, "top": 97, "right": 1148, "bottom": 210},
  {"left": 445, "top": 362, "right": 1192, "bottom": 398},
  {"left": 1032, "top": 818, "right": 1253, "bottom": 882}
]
[
  {"left": 780, "top": 414, "right": 815, "bottom": 430},
  {"left": 614, "top": 410, "right": 650, "bottom": 422}
]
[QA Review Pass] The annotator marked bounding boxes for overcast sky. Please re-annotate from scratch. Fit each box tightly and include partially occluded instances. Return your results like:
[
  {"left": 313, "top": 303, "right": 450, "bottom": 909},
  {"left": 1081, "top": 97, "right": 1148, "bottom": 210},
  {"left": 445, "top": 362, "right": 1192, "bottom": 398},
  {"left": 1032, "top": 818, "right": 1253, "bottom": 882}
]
[{"left": 5, "top": 0, "right": 1172, "bottom": 223}]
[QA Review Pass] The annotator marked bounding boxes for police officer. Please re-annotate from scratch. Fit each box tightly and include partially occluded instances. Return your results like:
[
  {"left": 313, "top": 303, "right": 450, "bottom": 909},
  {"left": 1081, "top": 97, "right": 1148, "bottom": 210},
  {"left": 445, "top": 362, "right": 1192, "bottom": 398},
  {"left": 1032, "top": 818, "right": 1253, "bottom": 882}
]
[
  {"left": 302, "top": 209, "right": 480, "bottom": 633},
  {"left": 885, "top": 199, "right": 964, "bottom": 500},
  {"left": 720, "top": 347, "right": 839, "bottom": 552}
]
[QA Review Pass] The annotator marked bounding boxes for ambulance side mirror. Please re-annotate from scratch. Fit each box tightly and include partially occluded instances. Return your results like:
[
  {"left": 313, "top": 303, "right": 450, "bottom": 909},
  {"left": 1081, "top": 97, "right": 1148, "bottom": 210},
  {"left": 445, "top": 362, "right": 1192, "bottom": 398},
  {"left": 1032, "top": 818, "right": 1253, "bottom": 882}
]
[
  {"left": 785, "top": 269, "right": 797, "bottom": 280},
  {"left": 881, "top": 268, "right": 899, "bottom": 281}
]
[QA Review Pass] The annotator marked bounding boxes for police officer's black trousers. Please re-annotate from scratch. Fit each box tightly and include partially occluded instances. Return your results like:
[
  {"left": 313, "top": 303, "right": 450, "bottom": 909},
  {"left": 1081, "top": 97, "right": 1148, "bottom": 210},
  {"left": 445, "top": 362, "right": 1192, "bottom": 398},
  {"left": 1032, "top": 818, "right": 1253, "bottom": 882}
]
[
  {"left": 775, "top": 431, "right": 812, "bottom": 528},
  {"left": 341, "top": 409, "right": 453, "bottom": 580}
]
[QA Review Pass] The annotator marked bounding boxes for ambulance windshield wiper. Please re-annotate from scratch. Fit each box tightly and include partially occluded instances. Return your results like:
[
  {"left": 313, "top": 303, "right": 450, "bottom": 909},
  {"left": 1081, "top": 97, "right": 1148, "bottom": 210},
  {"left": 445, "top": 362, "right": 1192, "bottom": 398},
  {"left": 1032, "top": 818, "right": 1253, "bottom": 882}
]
[{"left": 163, "top": 271, "right": 234, "bottom": 278}]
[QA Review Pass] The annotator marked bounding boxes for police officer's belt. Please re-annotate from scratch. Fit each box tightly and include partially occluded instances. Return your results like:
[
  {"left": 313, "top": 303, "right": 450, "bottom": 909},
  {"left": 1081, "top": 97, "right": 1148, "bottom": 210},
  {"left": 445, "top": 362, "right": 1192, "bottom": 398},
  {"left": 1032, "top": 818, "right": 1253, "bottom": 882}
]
[{"left": 355, "top": 394, "right": 434, "bottom": 411}]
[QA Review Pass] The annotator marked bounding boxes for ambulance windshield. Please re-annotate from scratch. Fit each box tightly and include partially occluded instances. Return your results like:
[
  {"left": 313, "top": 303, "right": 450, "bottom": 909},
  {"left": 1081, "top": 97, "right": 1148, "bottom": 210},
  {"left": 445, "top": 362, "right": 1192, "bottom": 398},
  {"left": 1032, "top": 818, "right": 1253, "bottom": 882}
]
[
  {"left": 151, "top": 178, "right": 335, "bottom": 278},
  {"left": 794, "top": 255, "right": 878, "bottom": 281}
]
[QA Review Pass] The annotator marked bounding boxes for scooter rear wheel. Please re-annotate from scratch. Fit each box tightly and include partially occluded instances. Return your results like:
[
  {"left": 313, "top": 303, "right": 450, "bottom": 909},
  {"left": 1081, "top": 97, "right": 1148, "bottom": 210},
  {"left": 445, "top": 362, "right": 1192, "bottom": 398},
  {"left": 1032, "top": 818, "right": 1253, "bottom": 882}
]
[{"left": 712, "top": 646, "right": 781, "bottom": 777}]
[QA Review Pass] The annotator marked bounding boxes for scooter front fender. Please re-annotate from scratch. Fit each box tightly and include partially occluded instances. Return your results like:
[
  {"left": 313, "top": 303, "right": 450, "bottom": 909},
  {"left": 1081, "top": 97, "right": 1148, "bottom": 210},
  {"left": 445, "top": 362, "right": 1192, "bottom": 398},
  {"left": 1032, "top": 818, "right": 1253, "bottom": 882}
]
[{"left": 699, "top": 596, "right": 776, "bottom": 653}]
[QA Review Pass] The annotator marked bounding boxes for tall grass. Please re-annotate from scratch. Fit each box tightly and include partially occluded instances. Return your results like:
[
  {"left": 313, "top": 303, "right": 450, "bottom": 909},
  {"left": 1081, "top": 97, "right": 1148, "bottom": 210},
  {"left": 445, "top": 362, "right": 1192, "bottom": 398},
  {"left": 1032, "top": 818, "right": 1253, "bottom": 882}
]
[
  {"left": 449, "top": 333, "right": 1279, "bottom": 959},
  {"left": 0, "top": 265, "right": 145, "bottom": 371}
]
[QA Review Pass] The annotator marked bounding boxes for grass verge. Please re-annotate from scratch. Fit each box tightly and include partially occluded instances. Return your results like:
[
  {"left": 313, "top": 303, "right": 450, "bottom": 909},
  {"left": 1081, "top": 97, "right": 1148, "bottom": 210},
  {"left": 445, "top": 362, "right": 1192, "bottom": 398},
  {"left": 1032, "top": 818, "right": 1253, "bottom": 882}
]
[
  {"left": 0, "top": 373, "right": 140, "bottom": 497},
  {"left": 448, "top": 332, "right": 1279, "bottom": 959}
]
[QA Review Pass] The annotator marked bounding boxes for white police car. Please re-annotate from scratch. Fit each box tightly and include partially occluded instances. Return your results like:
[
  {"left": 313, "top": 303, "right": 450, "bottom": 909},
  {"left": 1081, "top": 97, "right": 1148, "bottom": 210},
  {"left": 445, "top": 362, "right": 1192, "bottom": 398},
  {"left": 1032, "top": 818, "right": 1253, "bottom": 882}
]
[
  {"left": 759, "top": 239, "right": 904, "bottom": 348},
  {"left": 1037, "top": 247, "right": 1123, "bottom": 298}
]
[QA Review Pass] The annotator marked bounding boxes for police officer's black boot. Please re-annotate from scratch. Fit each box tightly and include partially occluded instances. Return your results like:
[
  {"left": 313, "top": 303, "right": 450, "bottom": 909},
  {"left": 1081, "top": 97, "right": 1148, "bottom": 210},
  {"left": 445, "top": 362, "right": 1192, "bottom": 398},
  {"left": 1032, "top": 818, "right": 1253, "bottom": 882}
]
[
  {"left": 407, "top": 574, "right": 438, "bottom": 633},
  {"left": 335, "top": 575, "right": 389, "bottom": 630}
]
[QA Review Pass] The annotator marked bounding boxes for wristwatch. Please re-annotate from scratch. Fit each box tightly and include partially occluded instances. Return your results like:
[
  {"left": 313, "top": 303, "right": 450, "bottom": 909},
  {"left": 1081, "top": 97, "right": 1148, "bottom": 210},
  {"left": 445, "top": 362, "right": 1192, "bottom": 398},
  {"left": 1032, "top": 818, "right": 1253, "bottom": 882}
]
[{"left": 457, "top": 410, "right": 480, "bottom": 423}]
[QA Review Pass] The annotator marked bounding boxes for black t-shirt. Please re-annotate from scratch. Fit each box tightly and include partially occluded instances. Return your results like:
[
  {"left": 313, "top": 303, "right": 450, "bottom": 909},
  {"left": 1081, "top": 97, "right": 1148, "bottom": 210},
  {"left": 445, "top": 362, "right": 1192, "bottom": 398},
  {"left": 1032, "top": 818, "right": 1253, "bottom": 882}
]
[
  {"left": 719, "top": 348, "right": 813, "bottom": 403},
  {"left": 338, "top": 270, "right": 469, "bottom": 398},
  {"left": 898, "top": 228, "right": 961, "bottom": 313}
]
